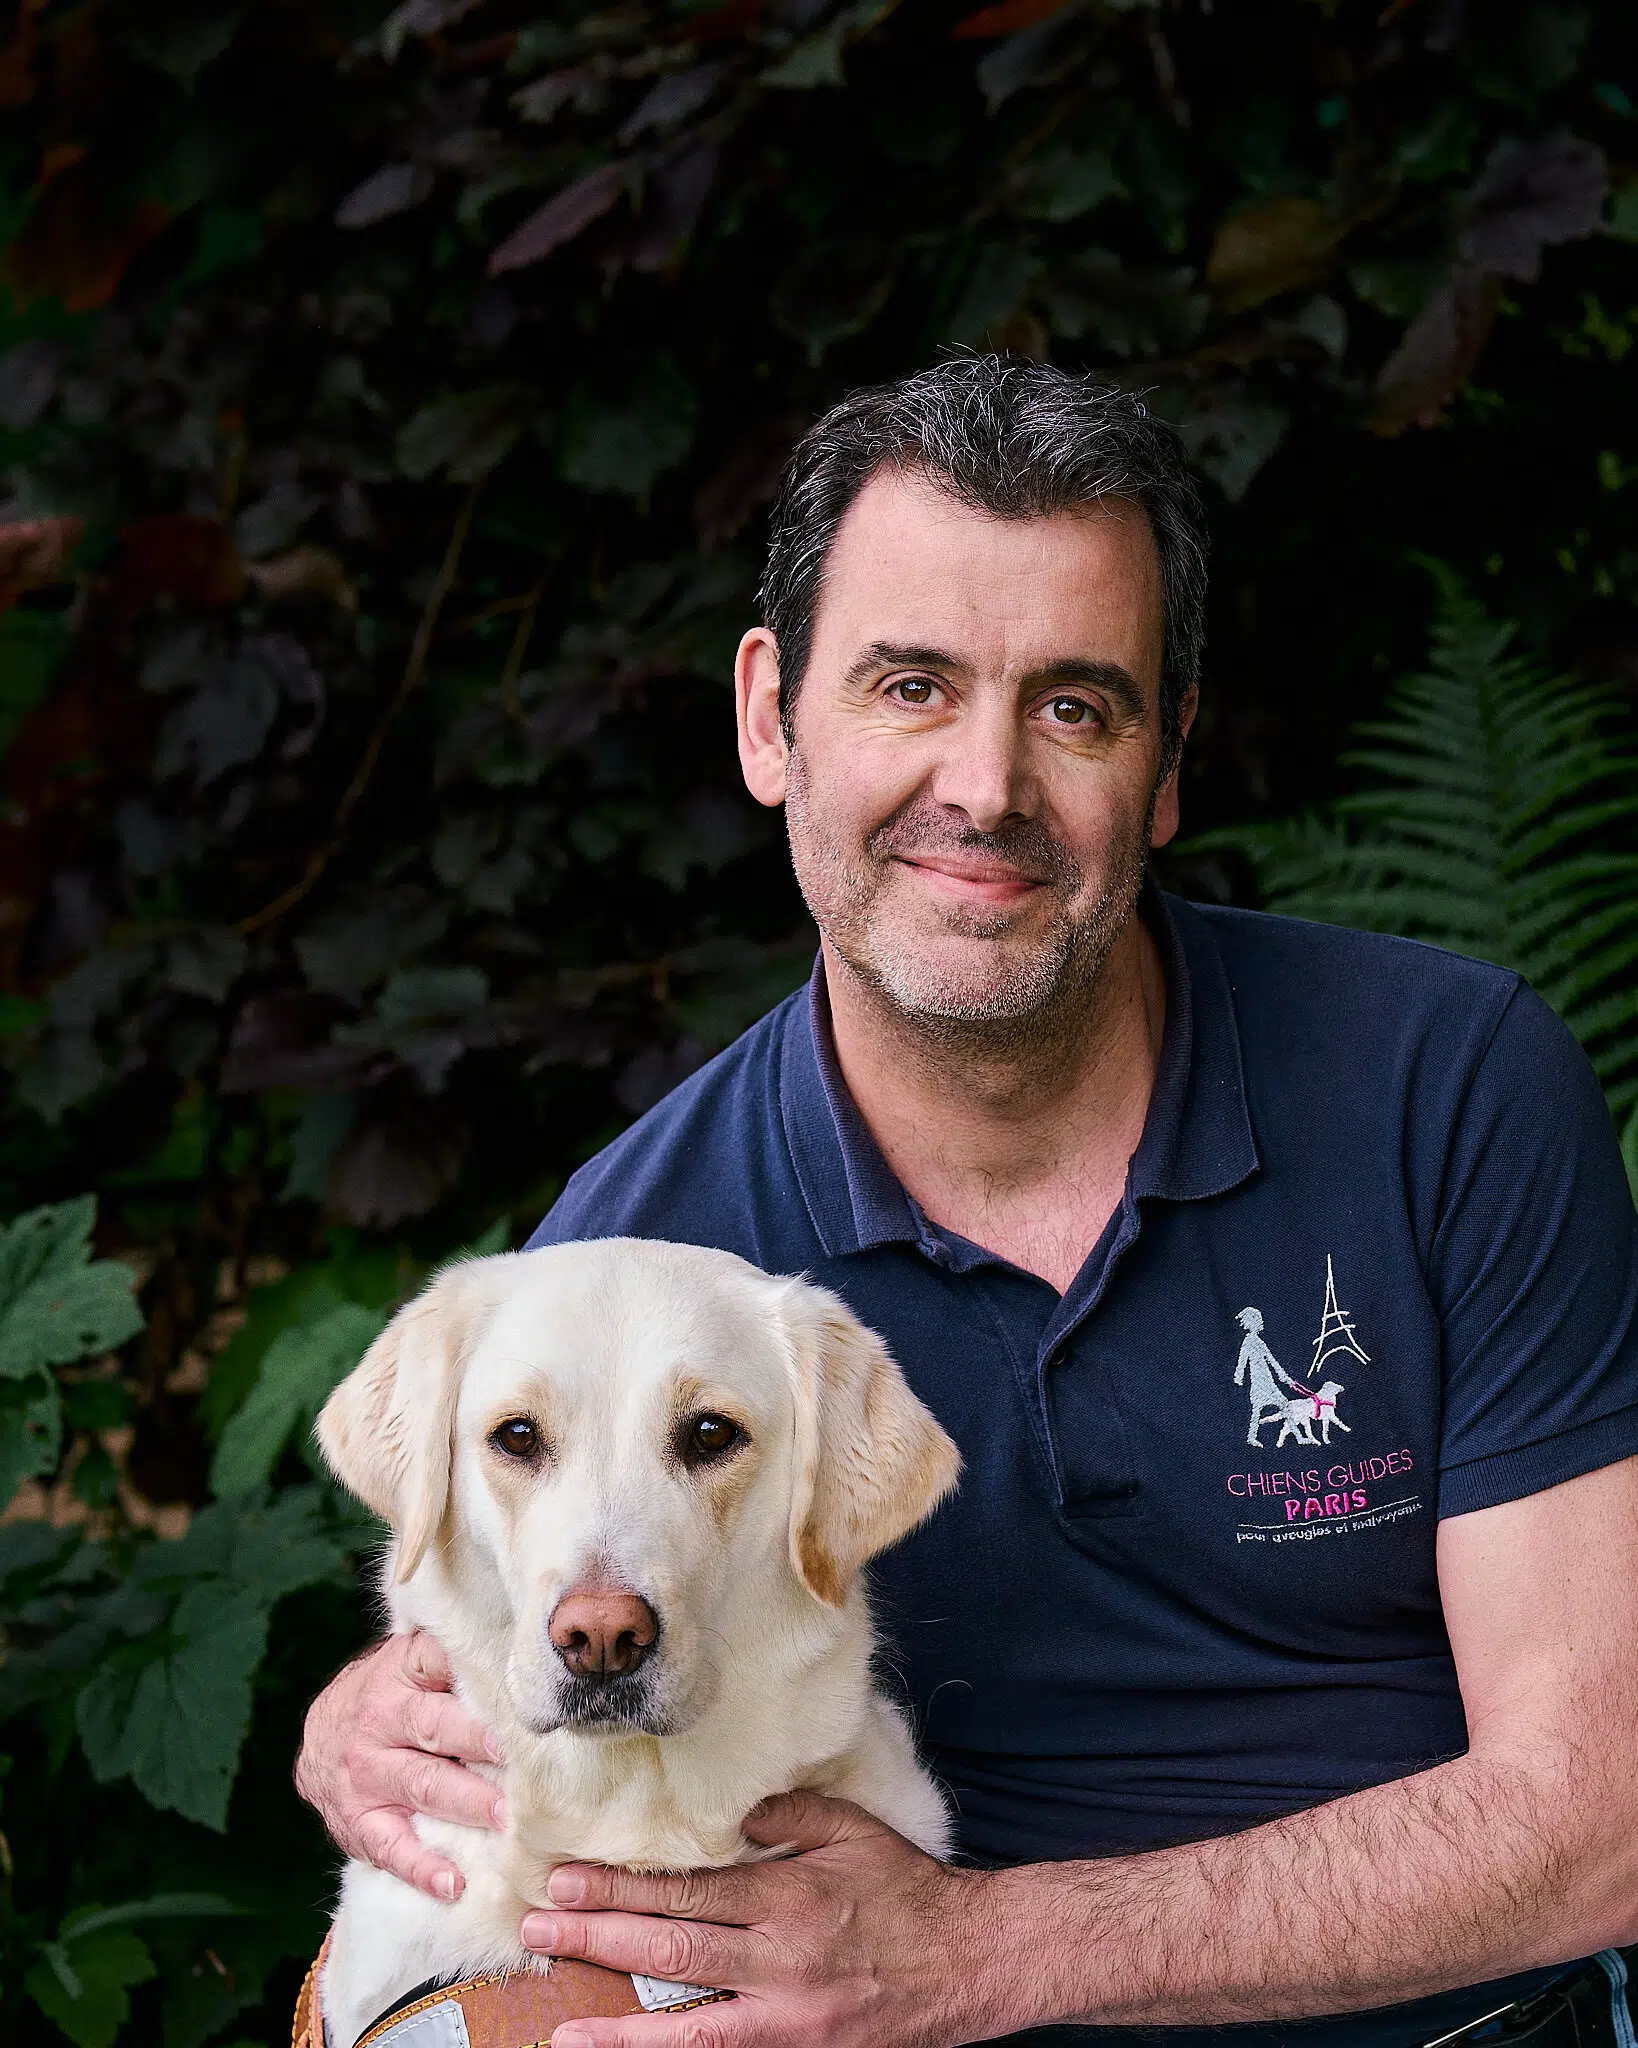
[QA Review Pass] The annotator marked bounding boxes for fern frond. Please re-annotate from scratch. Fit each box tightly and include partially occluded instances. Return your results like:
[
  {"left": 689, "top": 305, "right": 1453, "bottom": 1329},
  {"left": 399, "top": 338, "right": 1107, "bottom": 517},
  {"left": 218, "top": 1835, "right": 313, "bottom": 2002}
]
[{"left": 1185, "top": 574, "right": 1638, "bottom": 1160}]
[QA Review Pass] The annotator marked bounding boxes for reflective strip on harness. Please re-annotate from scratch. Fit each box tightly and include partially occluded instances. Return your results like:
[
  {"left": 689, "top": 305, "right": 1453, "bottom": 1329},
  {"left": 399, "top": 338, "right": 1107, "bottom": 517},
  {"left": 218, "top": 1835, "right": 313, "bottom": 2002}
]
[{"left": 632, "top": 1976, "right": 729, "bottom": 2012}]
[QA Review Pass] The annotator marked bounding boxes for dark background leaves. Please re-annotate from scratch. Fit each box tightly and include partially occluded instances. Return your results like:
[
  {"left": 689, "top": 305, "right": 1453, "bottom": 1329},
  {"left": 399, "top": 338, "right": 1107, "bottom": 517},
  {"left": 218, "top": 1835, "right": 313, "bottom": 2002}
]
[{"left": 0, "top": 0, "right": 1634, "bottom": 2041}]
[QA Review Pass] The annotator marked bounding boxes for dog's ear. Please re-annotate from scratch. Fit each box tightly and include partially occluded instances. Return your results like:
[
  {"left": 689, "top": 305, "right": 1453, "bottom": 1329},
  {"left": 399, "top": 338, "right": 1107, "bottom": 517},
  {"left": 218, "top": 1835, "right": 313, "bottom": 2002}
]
[
  {"left": 779, "top": 1281, "right": 960, "bottom": 1608},
  {"left": 314, "top": 1274, "right": 471, "bottom": 1584}
]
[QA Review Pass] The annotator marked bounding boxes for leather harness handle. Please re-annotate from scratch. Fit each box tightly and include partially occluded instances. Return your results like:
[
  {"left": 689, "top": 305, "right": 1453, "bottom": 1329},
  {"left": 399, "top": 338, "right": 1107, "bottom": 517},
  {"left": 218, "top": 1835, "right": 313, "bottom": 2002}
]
[{"left": 293, "top": 1937, "right": 731, "bottom": 2048}]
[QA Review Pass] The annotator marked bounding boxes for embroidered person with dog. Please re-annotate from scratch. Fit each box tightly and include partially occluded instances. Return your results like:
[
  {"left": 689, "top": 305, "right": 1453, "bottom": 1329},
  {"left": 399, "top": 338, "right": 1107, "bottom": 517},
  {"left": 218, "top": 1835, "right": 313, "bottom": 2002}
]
[{"left": 295, "top": 359, "right": 1638, "bottom": 2048}]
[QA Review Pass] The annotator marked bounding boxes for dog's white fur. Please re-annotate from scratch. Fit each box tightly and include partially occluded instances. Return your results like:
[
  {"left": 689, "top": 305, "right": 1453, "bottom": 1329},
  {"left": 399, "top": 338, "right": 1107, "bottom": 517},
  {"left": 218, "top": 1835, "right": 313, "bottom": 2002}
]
[{"left": 314, "top": 1239, "right": 960, "bottom": 2048}]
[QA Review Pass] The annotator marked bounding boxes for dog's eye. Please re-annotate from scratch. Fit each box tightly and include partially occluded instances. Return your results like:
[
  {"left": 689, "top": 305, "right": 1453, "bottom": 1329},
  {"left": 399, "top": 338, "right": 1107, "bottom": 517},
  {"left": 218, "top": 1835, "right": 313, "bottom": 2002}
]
[
  {"left": 681, "top": 1413, "right": 744, "bottom": 1467},
  {"left": 491, "top": 1417, "right": 541, "bottom": 1459}
]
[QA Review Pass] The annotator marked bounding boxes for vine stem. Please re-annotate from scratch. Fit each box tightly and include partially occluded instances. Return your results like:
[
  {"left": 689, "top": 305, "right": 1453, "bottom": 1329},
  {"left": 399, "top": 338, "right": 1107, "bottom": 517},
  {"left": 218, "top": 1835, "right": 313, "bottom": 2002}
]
[{"left": 239, "top": 479, "right": 483, "bottom": 937}]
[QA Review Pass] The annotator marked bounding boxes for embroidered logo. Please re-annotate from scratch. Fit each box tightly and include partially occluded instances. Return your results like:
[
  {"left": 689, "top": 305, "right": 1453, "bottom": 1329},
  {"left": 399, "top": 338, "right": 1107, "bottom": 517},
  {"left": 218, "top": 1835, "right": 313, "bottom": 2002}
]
[
  {"left": 1226, "top": 1256, "right": 1421, "bottom": 1546},
  {"left": 1234, "top": 1256, "right": 1366, "bottom": 1449}
]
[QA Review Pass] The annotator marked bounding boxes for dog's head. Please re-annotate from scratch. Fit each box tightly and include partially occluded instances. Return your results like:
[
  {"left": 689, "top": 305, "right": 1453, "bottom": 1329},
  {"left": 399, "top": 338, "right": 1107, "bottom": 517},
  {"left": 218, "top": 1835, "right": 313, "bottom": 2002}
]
[{"left": 315, "top": 1240, "right": 959, "bottom": 1740}]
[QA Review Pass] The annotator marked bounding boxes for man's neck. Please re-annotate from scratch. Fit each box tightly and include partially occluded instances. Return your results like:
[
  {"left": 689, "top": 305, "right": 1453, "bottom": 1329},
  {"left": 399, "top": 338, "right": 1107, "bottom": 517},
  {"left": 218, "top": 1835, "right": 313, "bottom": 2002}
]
[{"left": 822, "top": 913, "right": 1168, "bottom": 1295}]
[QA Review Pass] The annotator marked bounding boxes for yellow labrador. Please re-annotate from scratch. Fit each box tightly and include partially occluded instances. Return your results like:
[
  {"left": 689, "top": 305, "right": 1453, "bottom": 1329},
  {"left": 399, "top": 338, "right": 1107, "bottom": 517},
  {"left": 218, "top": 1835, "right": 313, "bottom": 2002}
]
[{"left": 315, "top": 1238, "right": 960, "bottom": 2048}]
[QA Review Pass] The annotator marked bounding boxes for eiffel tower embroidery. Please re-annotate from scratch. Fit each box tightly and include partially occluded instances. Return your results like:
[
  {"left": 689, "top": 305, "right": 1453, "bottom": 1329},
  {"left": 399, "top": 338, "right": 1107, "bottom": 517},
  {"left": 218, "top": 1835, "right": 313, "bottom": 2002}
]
[{"left": 1311, "top": 1255, "right": 1371, "bottom": 1378}]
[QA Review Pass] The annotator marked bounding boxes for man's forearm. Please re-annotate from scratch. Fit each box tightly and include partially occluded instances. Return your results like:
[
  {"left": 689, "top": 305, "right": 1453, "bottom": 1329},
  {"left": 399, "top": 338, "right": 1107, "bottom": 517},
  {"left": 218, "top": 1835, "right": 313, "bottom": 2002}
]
[{"left": 971, "top": 1747, "right": 1636, "bottom": 2035}]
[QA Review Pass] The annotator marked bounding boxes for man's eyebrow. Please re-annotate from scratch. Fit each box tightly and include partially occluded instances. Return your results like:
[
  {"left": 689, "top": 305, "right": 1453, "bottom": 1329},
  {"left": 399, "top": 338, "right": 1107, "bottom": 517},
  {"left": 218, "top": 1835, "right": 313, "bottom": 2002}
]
[{"left": 841, "top": 641, "right": 969, "bottom": 687}]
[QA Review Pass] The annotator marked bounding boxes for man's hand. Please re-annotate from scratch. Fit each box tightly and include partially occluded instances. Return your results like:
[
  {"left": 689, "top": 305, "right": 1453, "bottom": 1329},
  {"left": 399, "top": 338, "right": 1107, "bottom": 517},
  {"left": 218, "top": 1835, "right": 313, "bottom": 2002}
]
[
  {"left": 520, "top": 1791, "right": 1009, "bottom": 2048},
  {"left": 295, "top": 1631, "right": 504, "bottom": 1900}
]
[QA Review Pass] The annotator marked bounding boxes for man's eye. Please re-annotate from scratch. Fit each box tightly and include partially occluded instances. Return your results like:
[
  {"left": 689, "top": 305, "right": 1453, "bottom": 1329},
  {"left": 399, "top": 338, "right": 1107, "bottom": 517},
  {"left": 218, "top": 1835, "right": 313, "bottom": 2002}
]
[
  {"left": 891, "top": 676, "right": 936, "bottom": 705},
  {"left": 1048, "top": 697, "right": 1093, "bottom": 725},
  {"left": 680, "top": 1413, "right": 745, "bottom": 1467},
  {"left": 491, "top": 1417, "right": 542, "bottom": 1459}
]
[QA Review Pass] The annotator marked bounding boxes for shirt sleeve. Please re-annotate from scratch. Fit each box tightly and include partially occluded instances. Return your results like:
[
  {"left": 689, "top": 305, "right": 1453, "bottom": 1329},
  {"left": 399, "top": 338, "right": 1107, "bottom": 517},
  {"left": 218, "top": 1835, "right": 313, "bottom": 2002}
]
[{"left": 1433, "top": 981, "right": 1638, "bottom": 1517}]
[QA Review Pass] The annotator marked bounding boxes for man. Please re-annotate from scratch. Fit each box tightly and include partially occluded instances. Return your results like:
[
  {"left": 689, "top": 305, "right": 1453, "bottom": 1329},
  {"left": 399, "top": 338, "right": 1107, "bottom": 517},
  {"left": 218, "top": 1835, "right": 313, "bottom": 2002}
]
[{"left": 297, "top": 358, "right": 1638, "bottom": 2047}]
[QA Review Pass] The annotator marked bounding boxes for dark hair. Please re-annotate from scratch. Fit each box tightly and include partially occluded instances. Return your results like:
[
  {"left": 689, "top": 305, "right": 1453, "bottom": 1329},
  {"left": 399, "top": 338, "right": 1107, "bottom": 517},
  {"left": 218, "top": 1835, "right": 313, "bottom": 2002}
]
[{"left": 758, "top": 356, "right": 1209, "bottom": 773}]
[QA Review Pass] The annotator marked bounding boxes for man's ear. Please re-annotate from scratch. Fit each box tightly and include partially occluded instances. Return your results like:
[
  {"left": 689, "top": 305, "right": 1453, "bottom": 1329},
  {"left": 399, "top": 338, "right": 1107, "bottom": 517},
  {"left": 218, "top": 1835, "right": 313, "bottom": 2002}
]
[
  {"left": 736, "top": 626, "right": 789, "bottom": 808},
  {"left": 314, "top": 1274, "right": 470, "bottom": 1584},
  {"left": 1150, "top": 685, "right": 1199, "bottom": 850},
  {"left": 779, "top": 1280, "right": 961, "bottom": 1608}
]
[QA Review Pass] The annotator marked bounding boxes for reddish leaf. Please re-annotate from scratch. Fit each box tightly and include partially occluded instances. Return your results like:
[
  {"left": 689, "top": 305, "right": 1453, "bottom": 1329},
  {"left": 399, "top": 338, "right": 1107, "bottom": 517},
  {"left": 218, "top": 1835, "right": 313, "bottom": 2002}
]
[
  {"left": 953, "top": 0, "right": 1073, "bottom": 39},
  {"left": 0, "top": 0, "right": 45, "bottom": 109},
  {"left": 686, "top": 0, "right": 764, "bottom": 45},
  {"left": 693, "top": 418, "right": 800, "bottom": 547},
  {"left": 625, "top": 140, "right": 719, "bottom": 275},
  {"left": 1458, "top": 132, "right": 1607, "bottom": 283},
  {"left": 325, "top": 1099, "right": 469, "bottom": 1227},
  {"left": 334, "top": 161, "right": 435, "bottom": 230},
  {"left": 1367, "top": 265, "right": 1501, "bottom": 436},
  {"left": 0, "top": 516, "right": 83, "bottom": 614},
  {"left": 487, "top": 160, "right": 632, "bottom": 276},
  {"left": 4, "top": 172, "right": 169, "bottom": 313},
  {"left": 112, "top": 517, "right": 244, "bottom": 614},
  {"left": 219, "top": 995, "right": 389, "bottom": 1095}
]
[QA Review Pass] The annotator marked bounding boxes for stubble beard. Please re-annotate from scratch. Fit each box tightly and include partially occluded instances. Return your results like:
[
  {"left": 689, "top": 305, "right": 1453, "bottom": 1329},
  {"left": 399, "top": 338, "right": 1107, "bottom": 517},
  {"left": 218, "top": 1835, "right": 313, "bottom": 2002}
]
[{"left": 784, "top": 747, "right": 1155, "bottom": 1062}]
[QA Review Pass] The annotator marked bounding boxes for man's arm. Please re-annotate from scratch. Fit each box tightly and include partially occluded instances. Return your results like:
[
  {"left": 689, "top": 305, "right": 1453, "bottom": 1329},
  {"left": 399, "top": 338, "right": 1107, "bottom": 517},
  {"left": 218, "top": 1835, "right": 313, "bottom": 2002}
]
[{"left": 523, "top": 1455, "right": 1638, "bottom": 2046}]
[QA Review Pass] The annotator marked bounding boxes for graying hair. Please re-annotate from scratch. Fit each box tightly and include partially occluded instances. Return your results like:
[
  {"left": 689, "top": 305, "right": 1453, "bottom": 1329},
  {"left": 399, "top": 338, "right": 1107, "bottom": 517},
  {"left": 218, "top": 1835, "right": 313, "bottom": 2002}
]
[{"left": 758, "top": 356, "right": 1208, "bottom": 773}]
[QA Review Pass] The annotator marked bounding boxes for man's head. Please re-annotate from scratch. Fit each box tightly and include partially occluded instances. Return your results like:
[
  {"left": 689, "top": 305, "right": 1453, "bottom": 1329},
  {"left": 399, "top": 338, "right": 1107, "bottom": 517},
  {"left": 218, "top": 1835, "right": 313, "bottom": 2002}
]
[{"left": 736, "top": 356, "right": 1209, "bottom": 1043}]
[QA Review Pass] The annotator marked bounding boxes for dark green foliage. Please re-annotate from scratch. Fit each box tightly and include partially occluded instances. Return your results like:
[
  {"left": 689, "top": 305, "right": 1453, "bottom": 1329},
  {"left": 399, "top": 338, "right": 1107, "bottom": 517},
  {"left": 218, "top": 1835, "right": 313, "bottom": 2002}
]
[{"left": 0, "top": 1, "right": 1634, "bottom": 2042}]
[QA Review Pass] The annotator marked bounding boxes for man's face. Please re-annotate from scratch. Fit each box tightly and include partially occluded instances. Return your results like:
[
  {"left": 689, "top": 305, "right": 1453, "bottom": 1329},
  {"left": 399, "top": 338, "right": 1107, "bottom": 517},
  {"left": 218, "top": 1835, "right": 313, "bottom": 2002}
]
[{"left": 736, "top": 466, "right": 1189, "bottom": 1030}]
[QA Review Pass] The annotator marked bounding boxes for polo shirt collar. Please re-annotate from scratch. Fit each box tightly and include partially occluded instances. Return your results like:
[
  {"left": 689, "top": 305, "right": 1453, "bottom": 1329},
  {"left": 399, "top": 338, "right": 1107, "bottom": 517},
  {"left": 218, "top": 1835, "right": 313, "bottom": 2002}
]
[{"left": 777, "top": 886, "right": 1259, "bottom": 1265}]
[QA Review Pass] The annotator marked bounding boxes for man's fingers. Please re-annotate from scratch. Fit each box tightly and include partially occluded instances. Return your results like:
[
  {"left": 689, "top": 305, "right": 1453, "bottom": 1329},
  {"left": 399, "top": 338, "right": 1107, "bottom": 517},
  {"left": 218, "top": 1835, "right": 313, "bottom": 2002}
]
[
  {"left": 552, "top": 2006, "right": 742, "bottom": 2048},
  {"left": 523, "top": 1909, "right": 753, "bottom": 1990},
  {"left": 351, "top": 1806, "right": 465, "bottom": 1902},
  {"left": 741, "top": 1787, "right": 881, "bottom": 1853},
  {"left": 383, "top": 1634, "right": 502, "bottom": 1764},
  {"left": 399, "top": 1628, "right": 457, "bottom": 1691},
  {"left": 544, "top": 1862, "right": 762, "bottom": 1925},
  {"left": 388, "top": 1682, "right": 502, "bottom": 1766},
  {"left": 367, "top": 1751, "right": 505, "bottom": 1832}
]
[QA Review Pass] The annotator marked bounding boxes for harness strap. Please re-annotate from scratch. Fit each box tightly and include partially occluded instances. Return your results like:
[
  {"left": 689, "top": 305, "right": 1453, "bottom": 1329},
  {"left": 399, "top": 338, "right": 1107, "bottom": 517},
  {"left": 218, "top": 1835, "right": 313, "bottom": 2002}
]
[{"left": 293, "top": 1937, "right": 731, "bottom": 2048}]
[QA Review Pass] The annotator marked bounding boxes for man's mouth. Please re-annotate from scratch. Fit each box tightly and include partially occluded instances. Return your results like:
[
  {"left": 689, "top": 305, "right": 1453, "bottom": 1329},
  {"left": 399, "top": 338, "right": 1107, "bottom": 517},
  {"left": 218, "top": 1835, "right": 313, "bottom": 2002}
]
[{"left": 893, "top": 853, "right": 1051, "bottom": 905}]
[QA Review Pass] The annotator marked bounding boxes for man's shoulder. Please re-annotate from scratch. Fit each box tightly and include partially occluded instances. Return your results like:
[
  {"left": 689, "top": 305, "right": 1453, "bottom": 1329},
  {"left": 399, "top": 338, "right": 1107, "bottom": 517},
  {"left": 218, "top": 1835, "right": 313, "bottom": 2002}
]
[
  {"left": 1178, "top": 895, "right": 1520, "bottom": 1004},
  {"left": 1173, "top": 895, "right": 1592, "bottom": 1140},
  {"left": 1176, "top": 895, "right": 1523, "bottom": 1050},
  {"left": 529, "top": 985, "right": 809, "bottom": 1260}
]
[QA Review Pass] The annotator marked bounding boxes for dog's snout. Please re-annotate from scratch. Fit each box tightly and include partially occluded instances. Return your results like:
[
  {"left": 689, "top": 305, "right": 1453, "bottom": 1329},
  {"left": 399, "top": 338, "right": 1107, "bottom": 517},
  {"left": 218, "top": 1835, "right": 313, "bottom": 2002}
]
[{"left": 549, "top": 1590, "right": 658, "bottom": 1679}]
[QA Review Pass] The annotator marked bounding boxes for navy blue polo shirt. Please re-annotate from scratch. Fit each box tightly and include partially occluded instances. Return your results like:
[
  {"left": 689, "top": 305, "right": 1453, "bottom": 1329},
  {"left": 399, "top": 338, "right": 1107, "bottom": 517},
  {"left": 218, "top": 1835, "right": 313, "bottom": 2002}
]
[{"left": 528, "top": 890, "right": 1638, "bottom": 2046}]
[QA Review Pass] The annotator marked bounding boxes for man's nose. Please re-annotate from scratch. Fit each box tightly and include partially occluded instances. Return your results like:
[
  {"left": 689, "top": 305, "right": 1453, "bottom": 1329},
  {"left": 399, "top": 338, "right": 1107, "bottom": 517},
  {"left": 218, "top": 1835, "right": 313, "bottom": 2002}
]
[
  {"left": 548, "top": 1589, "right": 659, "bottom": 1678},
  {"left": 928, "top": 700, "right": 1032, "bottom": 833}
]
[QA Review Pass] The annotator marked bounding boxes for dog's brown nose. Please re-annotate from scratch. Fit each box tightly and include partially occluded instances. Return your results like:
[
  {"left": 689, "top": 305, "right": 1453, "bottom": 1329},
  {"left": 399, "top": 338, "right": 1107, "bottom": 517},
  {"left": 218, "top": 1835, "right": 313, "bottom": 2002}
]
[{"left": 548, "top": 1590, "right": 658, "bottom": 1678}]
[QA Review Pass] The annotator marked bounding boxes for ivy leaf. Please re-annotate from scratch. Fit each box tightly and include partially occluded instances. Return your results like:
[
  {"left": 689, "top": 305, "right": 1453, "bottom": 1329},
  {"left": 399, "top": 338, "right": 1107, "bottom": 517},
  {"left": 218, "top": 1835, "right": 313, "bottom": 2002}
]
[
  {"left": 77, "top": 1585, "right": 272, "bottom": 1831},
  {"left": 26, "top": 1928, "right": 156, "bottom": 2048},
  {"left": 561, "top": 360, "right": 697, "bottom": 498},
  {"left": 209, "top": 1302, "right": 386, "bottom": 1499},
  {"left": 0, "top": 1201, "right": 144, "bottom": 1381}
]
